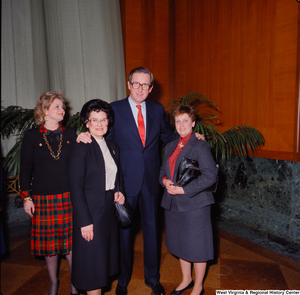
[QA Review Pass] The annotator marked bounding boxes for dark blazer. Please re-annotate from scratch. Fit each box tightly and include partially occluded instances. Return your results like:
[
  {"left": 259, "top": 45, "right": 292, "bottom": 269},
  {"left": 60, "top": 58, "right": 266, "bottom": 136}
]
[
  {"left": 107, "top": 97, "right": 178, "bottom": 197},
  {"left": 20, "top": 127, "right": 76, "bottom": 195},
  {"left": 160, "top": 133, "right": 218, "bottom": 212},
  {"left": 68, "top": 137, "right": 125, "bottom": 228},
  {"left": 68, "top": 137, "right": 125, "bottom": 290}
]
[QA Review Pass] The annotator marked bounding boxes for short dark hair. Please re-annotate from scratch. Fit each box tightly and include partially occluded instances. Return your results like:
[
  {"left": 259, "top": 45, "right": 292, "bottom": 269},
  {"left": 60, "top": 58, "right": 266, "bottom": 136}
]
[
  {"left": 173, "top": 105, "right": 196, "bottom": 122},
  {"left": 128, "top": 67, "right": 154, "bottom": 86},
  {"left": 80, "top": 99, "right": 114, "bottom": 128}
]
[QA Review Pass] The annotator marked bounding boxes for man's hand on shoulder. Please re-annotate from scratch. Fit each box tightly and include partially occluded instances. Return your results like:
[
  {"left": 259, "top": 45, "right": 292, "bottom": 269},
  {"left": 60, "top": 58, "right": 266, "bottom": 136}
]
[
  {"left": 195, "top": 132, "right": 205, "bottom": 141},
  {"left": 77, "top": 132, "right": 92, "bottom": 143}
]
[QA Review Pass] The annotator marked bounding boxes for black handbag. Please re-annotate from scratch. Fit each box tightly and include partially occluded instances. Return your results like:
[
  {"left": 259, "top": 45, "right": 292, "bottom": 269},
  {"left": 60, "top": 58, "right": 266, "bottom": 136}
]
[
  {"left": 175, "top": 157, "right": 219, "bottom": 192},
  {"left": 176, "top": 157, "right": 201, "bottom": 187},
  {"left": 115, "top": 170, "right": 134, "bottom": 228},
  {"left": 114, "top": 201, "right": 134, "bottom": 228}
]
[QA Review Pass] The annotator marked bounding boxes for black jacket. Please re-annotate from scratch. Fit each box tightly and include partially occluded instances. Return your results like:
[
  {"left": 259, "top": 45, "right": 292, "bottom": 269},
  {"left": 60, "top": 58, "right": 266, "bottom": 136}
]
[
  {"left": 68, "top": 137, "right": 125, "bottom": 228},
  {"left": 20, "top": 127, "right": 76, "bottom": 195}
]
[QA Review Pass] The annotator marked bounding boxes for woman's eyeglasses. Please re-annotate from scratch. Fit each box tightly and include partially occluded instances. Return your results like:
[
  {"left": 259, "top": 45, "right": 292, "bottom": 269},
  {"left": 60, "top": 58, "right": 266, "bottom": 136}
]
[{"left": 88, "top": 118, "right": 109, "bottom": 126}]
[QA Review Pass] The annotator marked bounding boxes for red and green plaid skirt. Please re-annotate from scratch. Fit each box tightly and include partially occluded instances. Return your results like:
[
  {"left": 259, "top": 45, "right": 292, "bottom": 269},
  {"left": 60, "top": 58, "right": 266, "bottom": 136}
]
[{"left": 31, "top": 192, "right": 73, "bottom": 256}]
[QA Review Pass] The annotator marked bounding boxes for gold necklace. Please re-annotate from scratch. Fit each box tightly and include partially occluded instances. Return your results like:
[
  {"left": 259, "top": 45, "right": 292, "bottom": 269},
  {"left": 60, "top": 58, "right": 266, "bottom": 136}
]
[{"left": 43, "top": 133, "right": 63, "bottom": 160}]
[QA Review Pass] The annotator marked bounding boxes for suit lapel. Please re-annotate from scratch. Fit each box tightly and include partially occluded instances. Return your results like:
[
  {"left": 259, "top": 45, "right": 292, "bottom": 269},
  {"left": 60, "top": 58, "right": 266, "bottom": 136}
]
[
  {"left": 165, "top": 140, "right": 178, "bottom": 180},
  {"left": 145, "top": 101, "right": 153, "bottom": 147},
  {"left": 119, "top": 98, "right": 142, "bottom": 145},
  {"left": 90, "top": 137, "right": 105, "bottom": 168},
  {"left": 106, "top": 140, "right": 117, "bottom": 163}
]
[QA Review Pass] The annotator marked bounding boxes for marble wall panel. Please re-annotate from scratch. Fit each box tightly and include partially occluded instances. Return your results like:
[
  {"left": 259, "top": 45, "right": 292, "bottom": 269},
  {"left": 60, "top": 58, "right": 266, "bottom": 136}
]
[{"left": 216, "top": 156, "right": 299, "bottom": 243}]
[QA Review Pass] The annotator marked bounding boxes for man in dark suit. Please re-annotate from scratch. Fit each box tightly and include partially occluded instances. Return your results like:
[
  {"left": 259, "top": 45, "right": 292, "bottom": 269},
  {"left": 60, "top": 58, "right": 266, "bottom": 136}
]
[{"left": 109, "top": 67, "right": 177, "bottom": 295}]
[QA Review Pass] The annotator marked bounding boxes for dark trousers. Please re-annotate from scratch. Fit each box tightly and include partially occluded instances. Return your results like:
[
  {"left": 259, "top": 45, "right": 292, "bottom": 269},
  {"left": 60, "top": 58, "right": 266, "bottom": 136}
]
[{"left": 118, "top": 177, "right": 160, "bottom": 287}]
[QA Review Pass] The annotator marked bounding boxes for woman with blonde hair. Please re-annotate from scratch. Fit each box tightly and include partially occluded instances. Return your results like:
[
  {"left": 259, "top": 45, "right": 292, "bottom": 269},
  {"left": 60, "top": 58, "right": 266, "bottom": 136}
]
[{"left": 20, "top": 91, "right": 77, "bottom": 295}]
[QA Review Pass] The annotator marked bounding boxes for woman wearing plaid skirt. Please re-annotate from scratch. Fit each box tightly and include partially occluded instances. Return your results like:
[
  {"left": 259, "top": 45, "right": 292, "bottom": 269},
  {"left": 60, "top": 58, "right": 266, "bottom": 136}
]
[{"left": 20, "top": 91, "right": 77, "bottom": 295}]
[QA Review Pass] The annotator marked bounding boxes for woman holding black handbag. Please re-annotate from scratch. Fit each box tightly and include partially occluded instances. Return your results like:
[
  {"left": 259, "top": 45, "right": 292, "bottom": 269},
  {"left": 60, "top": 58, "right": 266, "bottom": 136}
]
[
  {"left": 68, "top": 99, "right": 126, "bottom": 295},
  {"left": 159, "top": 105, "right": 218, "bottom": 295}
]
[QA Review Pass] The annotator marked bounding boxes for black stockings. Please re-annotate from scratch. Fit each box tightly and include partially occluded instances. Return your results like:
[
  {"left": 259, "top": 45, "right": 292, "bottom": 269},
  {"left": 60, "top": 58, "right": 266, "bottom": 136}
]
[
  {"left": 45, "top": 255, "right": 59, "bottom": 295},
  {"left": 45, "top": 252, "right": 77, "bottom": 295},
  {"left": 65, "top": 252, "right": 77, "bottom": 294}
]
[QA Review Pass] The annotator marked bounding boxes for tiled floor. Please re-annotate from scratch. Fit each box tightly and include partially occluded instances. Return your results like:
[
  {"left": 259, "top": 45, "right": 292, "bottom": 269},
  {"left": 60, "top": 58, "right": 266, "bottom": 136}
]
[{"left": 2, "top": 224, "right": 300, "bottom": 295}]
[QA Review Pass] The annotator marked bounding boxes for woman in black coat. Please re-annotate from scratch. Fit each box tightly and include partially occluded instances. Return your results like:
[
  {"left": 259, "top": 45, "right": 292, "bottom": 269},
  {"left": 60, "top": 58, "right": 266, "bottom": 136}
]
[
  {"left": 159, "top": 105, "right": 218, "bottom": 295},
  {"left": 68, "top": 99, "right": 125, "bottom": 295}
]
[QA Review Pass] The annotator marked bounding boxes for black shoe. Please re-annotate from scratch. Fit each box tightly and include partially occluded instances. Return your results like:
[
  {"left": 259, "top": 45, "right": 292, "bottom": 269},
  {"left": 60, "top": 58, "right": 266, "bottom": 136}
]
[
  {"left": 145, "top": 281, "right": 165, "bottom": 295},
  {"left": 116, "top": 284, "right": 128, "bottom": 295},
  {"left": 170, "top": 280, "right": 194, "bottom": 295}
]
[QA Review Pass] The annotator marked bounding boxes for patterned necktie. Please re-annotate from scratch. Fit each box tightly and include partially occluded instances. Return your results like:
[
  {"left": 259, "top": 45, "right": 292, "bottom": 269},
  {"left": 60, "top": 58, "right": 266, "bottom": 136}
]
[{"left": 136, "top": 105, "right": 145, "bottom": 147}]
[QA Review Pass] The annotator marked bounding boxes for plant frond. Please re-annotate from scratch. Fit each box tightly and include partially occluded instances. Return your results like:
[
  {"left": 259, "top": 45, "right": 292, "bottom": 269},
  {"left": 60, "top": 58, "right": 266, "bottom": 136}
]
[
  {"left": 1, "top": 106, "right": 36, "bottom": 138},
  {"left": 66, "top": 112, "right": 83, "bottom": 131},
  {"left": 166, "top": 92, "right": 219, "bottom": 113},
  {"left": 2, "top": 138, "right": 22, "bottom": 176},
  {"left": 218, "top": 125, "right": 265, "bottom": 161}
]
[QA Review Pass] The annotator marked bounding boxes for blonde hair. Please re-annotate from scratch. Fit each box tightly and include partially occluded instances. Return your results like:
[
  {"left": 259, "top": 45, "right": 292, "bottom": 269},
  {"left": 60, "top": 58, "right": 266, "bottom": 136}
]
[{"left": 34, "top": 91, "right": 65, "bottom": 125}]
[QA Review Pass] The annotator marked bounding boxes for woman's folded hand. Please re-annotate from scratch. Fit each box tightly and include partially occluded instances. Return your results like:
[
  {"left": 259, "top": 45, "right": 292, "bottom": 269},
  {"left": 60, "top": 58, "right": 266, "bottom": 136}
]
[{"left": 81, "top": 224, "right": 94, "bottom": 242}]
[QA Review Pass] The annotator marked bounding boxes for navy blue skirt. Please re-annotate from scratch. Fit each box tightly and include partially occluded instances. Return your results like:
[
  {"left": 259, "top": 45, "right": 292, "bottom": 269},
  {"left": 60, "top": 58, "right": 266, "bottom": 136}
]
[{"left": 164, "top": 205, "right": 213, "bottom": 262}]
